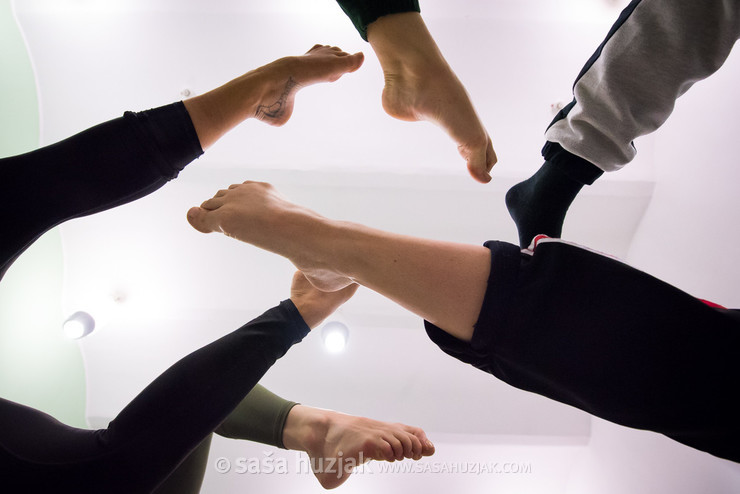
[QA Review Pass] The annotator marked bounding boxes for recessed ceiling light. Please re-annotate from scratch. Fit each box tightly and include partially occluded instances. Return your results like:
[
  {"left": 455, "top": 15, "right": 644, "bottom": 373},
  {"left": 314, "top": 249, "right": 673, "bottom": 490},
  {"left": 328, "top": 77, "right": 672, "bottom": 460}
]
[
  {"left": 321, "top": 321, "right": 349, "bottom": 353},
  {"left": 63, "top": 311, "right": 95, "bottom": 339}
]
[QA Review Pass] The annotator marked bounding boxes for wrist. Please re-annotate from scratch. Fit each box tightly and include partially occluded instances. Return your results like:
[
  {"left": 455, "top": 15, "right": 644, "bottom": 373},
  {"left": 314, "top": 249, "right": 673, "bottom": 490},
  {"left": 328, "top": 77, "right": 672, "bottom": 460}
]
[{"left": 291, "top": 297, "right": 324, "bottom": 329}]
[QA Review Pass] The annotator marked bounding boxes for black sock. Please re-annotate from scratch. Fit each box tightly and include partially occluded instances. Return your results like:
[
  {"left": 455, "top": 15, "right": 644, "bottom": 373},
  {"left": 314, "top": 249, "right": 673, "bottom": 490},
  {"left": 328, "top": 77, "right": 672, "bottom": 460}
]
[{"left": 505, "top": 142, "right": 603, "bottom": 248}]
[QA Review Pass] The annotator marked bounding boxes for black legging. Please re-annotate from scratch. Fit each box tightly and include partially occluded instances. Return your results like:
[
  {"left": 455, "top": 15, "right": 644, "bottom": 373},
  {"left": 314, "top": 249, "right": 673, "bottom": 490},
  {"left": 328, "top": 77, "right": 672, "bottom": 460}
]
[
  {"left": 0, "top": 102, "right": 309, "bottom": 493},
  {"left": 0, "top": 302, "right": 307, "bottom": 493},
  {"left": 0, "top": 103, "right": 201, "bottom": 282}
]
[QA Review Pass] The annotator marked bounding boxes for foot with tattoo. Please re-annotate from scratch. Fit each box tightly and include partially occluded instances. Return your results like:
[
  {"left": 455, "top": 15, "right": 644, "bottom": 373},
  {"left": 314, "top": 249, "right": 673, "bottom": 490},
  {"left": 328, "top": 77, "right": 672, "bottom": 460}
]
[
  {"left": 251, "top": 44, "right": 365, "bottom": 126},
  {"left": 183, "top": 45, "right": 364, "bottom": 149}
]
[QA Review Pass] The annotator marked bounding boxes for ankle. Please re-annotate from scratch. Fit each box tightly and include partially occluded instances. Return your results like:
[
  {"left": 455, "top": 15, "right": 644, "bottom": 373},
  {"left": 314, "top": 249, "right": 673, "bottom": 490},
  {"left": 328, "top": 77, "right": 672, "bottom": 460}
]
[
  {"left": 368, "top": 13, "right": 446, "bottom": 76},
  {"left": 290, "top": 217, "right": 351, "bottom": 275},
  {"left": 241, "top": 67, "right": 287, "bottom": 119},
  {"left": 227, "top": 57, "right": 297, "bottom": 120},
  {"left": 282, "top": 406, "right": 331, "bottom": 453},
  {"left": 541, "top": 141, "right": 604, "bottom": 185}
]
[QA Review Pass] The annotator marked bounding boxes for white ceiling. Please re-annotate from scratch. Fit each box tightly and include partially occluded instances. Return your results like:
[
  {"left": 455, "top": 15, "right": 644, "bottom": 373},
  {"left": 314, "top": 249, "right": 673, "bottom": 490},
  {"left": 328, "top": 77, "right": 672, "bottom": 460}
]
[{"left": 12, "top": 0, "right": 666, "bottom": 489}]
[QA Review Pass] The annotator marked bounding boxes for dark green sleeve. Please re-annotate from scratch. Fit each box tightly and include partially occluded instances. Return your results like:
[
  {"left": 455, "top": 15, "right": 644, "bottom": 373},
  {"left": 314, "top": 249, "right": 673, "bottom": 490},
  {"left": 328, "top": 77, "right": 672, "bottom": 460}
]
[
  {"left": 335, "top": 0, "right": 420, "bottom": 40},
  {"left": 153, "top": 385, "right": 296, "bottom": 493}
]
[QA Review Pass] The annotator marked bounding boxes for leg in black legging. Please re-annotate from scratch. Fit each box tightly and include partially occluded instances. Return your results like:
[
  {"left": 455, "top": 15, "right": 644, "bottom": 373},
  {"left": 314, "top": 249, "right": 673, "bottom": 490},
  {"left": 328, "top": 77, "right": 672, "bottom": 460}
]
[
  {"left": 153, "top": 384, "right": 297, "bottom": 494},
  {"left": 0, "top": 300, "right": 310, "bottom": 493},
  {"left": 0, "top": 102, "right": 203, "bottom": 281},
  {"left": 0, "top": 45, "right": 364, "bottom": 282},
  {"left": 152, "top": 436, "right": 212, "bottom": 494},
  {"left": 0, "top": 46, "right": 365, "bottom": 492}
]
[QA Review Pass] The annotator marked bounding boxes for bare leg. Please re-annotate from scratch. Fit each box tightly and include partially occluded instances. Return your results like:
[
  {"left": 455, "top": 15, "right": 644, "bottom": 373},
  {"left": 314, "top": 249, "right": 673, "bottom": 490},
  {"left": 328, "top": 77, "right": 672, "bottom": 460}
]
[
  {"left": 183, "top": 45, "right": 364, "bottom": 149},
  {"left": 367, "top": 13, "right": 496, "bottom": 183},
  {"left": 187, "top": 182, "right": 490, "bottom": 342},
  {"left": 282, "top": 405, "right": 435, "bottom": 489}
]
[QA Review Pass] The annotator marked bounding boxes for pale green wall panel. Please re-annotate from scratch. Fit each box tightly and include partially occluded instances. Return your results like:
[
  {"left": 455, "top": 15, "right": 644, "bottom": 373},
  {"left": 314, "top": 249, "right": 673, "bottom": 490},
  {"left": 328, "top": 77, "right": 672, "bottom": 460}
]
[
  {"left": 0, "top": 0, "right": 87, "bottom": 428},
  {"left": 0, "top": 0, "right": 39, "bottom": 154}
]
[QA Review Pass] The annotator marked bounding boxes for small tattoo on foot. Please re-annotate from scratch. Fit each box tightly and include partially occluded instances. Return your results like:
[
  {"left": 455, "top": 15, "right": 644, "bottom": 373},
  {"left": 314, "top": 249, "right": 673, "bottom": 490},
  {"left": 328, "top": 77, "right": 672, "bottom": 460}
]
[{"left": 256, "top": 77, "right": 297, "bottom": 120}]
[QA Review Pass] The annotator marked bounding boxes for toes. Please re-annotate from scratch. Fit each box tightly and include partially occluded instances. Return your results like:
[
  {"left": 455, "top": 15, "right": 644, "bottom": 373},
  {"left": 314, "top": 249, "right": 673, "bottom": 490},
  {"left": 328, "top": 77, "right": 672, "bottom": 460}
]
[
  {"left": 376, "top": 436, "right": 401, "bottom": 462},
  {"left": 199, "top": 196, "right": 224, "bottom": 211},
  {"left": 394, "top": 430, "right": 414, "bottom": 459},
  {"left": 385, "top": 434, "right": 405, "bottom": 461},
  {"left": 369, "top": 438, "right": 395, "bottom": 462},
  {"left": 467, "top": 156, "right": 492, "bottom": 184},
  {"left": 421, "top": 437, "right": 435, "bottom": 456},
  {"left": 399, "top": 425, "right": 431, "bottom": 459},
  {"left": 462, "top": 137, "right": 494, "bottom": 183},
  {"left": 406, "top": 433, "right": 420, "bottom": 459},
  {"left": 240, "top": 180, "right": 273, "bottom": 190},
  {"left": 187, "top": 206, "right": 215, "bottom": 234},
  {"left": 345, "top": 52, "right": 365, "bottom": 72},
  {"left": 486, "top": 135, "right": 497, "bottom": 172}
]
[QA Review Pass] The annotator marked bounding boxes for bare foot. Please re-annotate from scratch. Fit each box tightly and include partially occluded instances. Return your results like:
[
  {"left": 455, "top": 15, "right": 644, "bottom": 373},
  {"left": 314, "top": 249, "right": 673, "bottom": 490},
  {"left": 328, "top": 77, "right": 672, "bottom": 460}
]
[
  {"left": 282, "top": 405, "right": 435, "bottom": 489},
  {"left": 252, "top": 44, "right": 365, "bottom": 126},
  {"left": 187, "top": 181, "right": 352, "bottom": 291},
  {"left": 367, "top": 13, "right": 496, "bottom": 183},
  {"left": 183, "top": 45, "right": 364, "bottom": 149}
]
